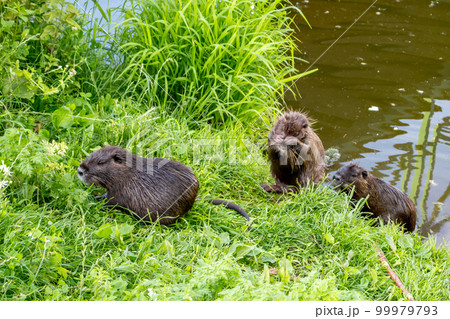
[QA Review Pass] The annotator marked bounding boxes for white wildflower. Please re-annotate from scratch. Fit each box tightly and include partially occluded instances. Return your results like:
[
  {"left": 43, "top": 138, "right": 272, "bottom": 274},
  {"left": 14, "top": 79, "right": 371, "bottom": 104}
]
[
  {"left": 72, "top": 26, "right": 78, "bottom": 31},
  {"left": 0, "top": 180, "right": 10, "bottom": 189},
  {"left": 147, "top": 288, "right": 157, "bottom": 299},
  {"left": 0, "top": 161, "right": 11, "bottom": 176},
  {"left": 69, "top": 69, "right": 77, "bottom": 77}
]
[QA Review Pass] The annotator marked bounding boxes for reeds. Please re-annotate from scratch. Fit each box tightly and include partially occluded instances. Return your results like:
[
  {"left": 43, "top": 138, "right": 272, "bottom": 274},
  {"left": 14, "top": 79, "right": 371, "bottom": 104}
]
[{"left": 112, "top": 0, "right": 310, "bottom": 125}]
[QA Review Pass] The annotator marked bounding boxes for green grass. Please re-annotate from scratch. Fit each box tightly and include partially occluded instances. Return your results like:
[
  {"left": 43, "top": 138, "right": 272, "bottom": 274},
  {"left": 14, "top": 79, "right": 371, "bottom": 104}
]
[
  {"left": 102, "top": 0, "right": 314, "bottom": 125},
  {"left": 0, "top": 104, "right": 449, "bottom": 300},
  {"left": 0, "top": 0, "right": 449, "bottom": 301}
]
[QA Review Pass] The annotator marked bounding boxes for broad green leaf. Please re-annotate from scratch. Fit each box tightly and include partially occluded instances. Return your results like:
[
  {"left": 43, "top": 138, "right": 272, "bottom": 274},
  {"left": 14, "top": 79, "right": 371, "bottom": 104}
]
[
  {"left": 111, "top": 277, "right": 128, "bottom": 290},
  {"left": 234, "top": 244, "right": 254, "bottom": 259},
  {"left": 114, "top": 264, "right": 135, "bottom": 273},
  {"left": 401, "top": 234, "right": 414, "bottom": 249},
  {"left": 66, "top": 18, "right": 81, "bottom": 30},
  {"left": 1, "top": 20, "right": 14, "bottom": 29},
  {"left": 219, "top": 232, "right": 230, "bottom": 245},
  {"left": 38, "top": 129, "right": 50, "bottom": 139},
  {"left": 94, "top": 223, "right": 113, "bottom": 238},
  {"left": 117, "top": 223, "right": 134, "bottom": 236},
  {"left": 2, "top": 76, "right": 36, "bottom": 99},
  {"left": 52, "top": 106, "right": 73, "bottom": 129},
  {"left": 40, "top": 25, "right": 58, "bottom": 39},
  {"left": 324, "top": 233, "right": 335, "bottom": 245},
  {"left": 65, "top": 4, "right": 79, "bottom": 15},
  {"left": 261, "top": 252, "right": 277, "bottom": 263},
  {"left": 49, "top": 252, "right": 62, "bottom": 266}
]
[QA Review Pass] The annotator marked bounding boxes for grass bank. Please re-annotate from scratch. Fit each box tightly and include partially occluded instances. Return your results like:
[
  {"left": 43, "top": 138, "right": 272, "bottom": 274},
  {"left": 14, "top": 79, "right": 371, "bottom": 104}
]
[
  {"left": 0, "top": 0, "right": 449, "bottom": 301},
  {"left": 1, "top": 106, "right": 449, "bottom": 300}
]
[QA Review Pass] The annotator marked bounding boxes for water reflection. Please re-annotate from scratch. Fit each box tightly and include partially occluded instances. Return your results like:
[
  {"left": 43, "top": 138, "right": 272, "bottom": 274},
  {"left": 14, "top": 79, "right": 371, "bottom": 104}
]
[
  {"left": 288, "top": 0, "right": 450, "bottom": 246},
  {"left": 366, "top": 99, "right": 450, "bottom": 244}
]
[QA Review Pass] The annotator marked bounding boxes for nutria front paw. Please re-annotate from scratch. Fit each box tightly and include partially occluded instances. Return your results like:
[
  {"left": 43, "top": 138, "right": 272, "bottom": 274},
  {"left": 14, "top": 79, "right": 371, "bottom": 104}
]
[
  {"left": 261, "top": 184, "right": 275, "bottom": 192},
  {"left": 261, "top": 184, "right": 286, "bottom": 193},
  {"left": 95, "top": 193, "right": 108, "bottom": 201},
  {"left": 261, "top": 184, "right": 298, "bottom": 194}
]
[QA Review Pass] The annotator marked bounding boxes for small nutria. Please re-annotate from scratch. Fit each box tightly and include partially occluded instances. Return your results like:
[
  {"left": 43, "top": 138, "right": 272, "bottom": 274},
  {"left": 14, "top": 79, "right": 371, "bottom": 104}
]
[
  {"left": 261, "top": 111, "right": 326, "bottom": 193},
  {"left": 332, "top": 163, "right": 417, "bottom": 232},
  {"left": 77, "top": 146, "right": 250, "bottom": 226}
]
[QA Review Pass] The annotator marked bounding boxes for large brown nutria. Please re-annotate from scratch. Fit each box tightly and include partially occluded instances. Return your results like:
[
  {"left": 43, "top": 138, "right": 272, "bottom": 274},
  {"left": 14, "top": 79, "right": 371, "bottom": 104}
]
[
  {"left": 261, "top": 111, "right": 326, "bottom": 193},
  {"left": 77, "top": 146, "right": 250, "bottom": 226},
  {"left": 332, "top": 163, "right": 417, "bottom": 232}
]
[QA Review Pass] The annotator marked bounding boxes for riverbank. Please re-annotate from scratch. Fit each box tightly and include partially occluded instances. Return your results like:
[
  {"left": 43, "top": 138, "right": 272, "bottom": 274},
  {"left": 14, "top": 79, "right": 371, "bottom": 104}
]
[{"left": 0, "top": 0, "right": 448, "bottom": 300}]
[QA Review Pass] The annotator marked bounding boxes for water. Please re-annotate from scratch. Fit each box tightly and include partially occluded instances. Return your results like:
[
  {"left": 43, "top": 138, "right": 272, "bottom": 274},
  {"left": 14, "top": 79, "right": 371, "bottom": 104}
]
[{"left": 287, "top": 0, "right": 450, "bottom": 247}]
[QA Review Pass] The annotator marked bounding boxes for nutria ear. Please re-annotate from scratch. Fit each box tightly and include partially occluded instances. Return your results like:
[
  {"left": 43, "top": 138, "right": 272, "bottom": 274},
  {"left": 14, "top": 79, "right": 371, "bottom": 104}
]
[
  {"left": 362, "top": 170, "right": 368, "bottom": 179},
  {"left": 113, "top": 154, "right": 123, "bottom": 164}
]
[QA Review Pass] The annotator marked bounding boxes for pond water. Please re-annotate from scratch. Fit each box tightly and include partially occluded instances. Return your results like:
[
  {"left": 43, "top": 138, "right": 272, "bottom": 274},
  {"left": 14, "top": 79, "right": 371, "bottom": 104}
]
[{"left": 288, "top": 0, "right": 450, "bottom": 247}]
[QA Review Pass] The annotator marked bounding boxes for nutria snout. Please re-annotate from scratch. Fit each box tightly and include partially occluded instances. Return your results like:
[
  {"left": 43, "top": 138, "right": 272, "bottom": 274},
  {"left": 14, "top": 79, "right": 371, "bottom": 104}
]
[
  {"left": 261, "top": 111, "right": 326, "bottom": 194},
  {"left": 333, "top": 163, "right": 417, "bottom": 232},
  {"left": 78, "top": 145, "right": 250, "bottom": 227}
]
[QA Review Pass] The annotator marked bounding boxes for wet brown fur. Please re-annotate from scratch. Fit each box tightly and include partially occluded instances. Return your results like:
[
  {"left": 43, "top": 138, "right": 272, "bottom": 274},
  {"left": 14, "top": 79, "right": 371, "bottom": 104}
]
[
  {"left": 261, "top": 111, "right": 326, "bottom": 193},
  {"left": 78, "top": 146, "right": 249, "bottom": 226},
  {"left": 333, "top": 163, "right": 417, "bottom": 232}
]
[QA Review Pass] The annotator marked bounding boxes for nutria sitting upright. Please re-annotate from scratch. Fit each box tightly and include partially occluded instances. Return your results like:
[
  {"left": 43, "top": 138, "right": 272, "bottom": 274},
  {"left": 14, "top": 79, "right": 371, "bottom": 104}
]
[
  {"left": 261, "top": 111, "right": 326, "bottom": 193},
  {"left": 78, "top": 146, "right": 250, "bottom": 226},
  {"left": 333, "top": 163, "right": 417, "bottom": 232}
]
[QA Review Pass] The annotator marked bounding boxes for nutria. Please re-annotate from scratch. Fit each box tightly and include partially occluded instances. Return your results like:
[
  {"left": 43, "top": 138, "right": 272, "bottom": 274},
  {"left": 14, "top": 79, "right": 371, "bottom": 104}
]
[
  {"left": 332, "top": 163, "right": 417, "bottom": 232},
  {"left": 261, "top": 111, "right": 326, "bottom": 193},
  {"left": 77, "top": 146, "right": 250, "bottom": 227}
]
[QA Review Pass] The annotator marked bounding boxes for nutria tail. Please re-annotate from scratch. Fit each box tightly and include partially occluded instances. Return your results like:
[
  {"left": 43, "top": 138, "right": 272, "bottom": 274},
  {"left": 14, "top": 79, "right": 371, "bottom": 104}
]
[{"left": 208, "top": 199, "right": 251, "bottom": 229}]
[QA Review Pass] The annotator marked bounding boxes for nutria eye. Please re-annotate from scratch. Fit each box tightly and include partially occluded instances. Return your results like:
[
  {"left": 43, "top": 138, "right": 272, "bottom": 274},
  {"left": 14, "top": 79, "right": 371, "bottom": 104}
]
[
  {"left": 113, "top": 155, "right": 123, "bottom": 164},
  {"left": 352, "top": 174, "right": 358, "bottom": 177},
  {"left": 98, "top": 160, "right": 106, "bottom": 165},
  {"left": 303, "top": 124, "right": 308, "bottom": 128}
]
